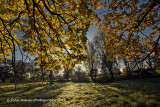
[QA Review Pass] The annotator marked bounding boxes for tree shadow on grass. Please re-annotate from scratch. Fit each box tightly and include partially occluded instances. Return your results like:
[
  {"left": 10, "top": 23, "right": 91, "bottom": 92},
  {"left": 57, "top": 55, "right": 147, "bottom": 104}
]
[
  {"left": 0, "top": 82, "right": 66, "bottom": 107},
  {"left": 109, "top": 78, "right": 160, "bottom": 96},
  {"left": 1, "top": 78, "right": 160, "bottom": 107},
  {"left": 91, "top": 78, "right": 160, "bottom": 107}
]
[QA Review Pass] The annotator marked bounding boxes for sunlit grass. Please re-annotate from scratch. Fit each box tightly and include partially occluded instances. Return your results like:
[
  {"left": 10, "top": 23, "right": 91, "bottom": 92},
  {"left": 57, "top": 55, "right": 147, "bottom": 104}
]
[{"left": 0, "top": 78, "right": 160, "bottom": 107}]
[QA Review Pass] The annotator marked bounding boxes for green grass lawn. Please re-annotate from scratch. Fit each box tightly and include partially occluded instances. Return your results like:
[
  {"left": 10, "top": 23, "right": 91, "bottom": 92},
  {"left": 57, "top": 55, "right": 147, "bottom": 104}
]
[{"left": 0, "top": 78, "right": 160, "bottom": 107}]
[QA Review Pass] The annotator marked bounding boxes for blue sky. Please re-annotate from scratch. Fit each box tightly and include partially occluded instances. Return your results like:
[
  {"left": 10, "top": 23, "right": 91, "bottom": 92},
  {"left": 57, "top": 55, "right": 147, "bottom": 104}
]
[{"left": 86, "top": 26, "right": 97, "bottom": 41}]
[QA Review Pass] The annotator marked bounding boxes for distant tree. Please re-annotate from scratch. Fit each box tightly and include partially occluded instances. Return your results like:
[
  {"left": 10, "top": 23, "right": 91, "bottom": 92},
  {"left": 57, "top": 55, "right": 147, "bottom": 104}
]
[
  {"left": 86, "top": 41, "right": 98, "bottom": 81},
  {"left": 93, "top": 31, "right": 117, "bottom": 79},
  {"left": 73, "top": 71, "right": 89, "bottom": 82},
  {"left": 63, "top": 69, "right": 73, "bottom": 81},
  {"left": 0, "top": 66, "right": 11, "bottom": 83},
  {"left": 71, "top": 66, "right": 89, "bottom": 82},
  {"left": 101, "top": 55, "right": 115, "bottom": 79},
  {"left": 154, "top": 58, "right": 160, "bottom": 72},
  {"left": 123, "top": 58, "right": 132, "bottom": 76}
]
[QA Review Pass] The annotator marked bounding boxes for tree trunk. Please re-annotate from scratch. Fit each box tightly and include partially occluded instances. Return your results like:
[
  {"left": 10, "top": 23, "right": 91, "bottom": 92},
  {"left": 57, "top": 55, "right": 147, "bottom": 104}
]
[
  {"left": 89, "top": 69, "right": 96, "bottom": 82},
  {"left": 49, "top": 71, "right": 54, "bottom": 84},
  {"left": 42, "top": 72, "right": 45, "bottom": 83},
  {"left": 109, "top": 68, "right": 114, "bottom": 79},
  {"left": 1, "top": 78, "right": 6, "bottom": 83}
]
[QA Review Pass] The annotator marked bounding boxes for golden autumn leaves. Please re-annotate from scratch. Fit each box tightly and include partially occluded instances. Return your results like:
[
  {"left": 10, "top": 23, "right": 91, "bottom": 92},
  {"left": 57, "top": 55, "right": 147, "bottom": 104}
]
[
  {"left": 0, "top": 0, "right": 159, "bottom": 71},
  {"left": 98, "top": 0, "right": 160, "bottom": 61},
  {"left": 0, "top": 0, "right": 104, "bottom": 71}
]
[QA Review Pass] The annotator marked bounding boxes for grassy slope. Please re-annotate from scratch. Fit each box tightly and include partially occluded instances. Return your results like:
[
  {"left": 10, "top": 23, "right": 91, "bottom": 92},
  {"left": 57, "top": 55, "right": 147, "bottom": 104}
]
[{"left": 0, "top": 78, "right": 160, "bottom": 107}]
